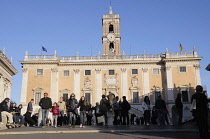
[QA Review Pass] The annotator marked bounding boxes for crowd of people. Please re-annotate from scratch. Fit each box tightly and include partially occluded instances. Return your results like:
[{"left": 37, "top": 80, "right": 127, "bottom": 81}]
[{"left": 0, "top": 85, "right": 209, "bottom": 138}]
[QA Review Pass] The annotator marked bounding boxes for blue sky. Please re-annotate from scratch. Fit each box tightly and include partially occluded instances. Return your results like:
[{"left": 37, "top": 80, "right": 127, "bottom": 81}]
[{"left": 0, "top": 0, "right": 210, "bottom": 103}]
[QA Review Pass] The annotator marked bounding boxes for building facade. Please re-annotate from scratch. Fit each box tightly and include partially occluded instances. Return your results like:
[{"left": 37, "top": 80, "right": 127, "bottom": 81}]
[
  {"left": 20, "top": 7, "right": 202, "bottom": 121},
  {"left": 0, "top": 50, "right": 18, "bottom": 102}
]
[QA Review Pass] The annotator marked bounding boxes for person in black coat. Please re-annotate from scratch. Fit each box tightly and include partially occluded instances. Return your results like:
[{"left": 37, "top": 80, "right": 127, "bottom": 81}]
[
  {"left": 0, "top": 98, "right": 13, "bottom": 124},
  {"left": 191, "top": 85, "right": 209, "bottom": 139},
  {"left": 66, "top": 93, "right": 78, "bottom": 128},
  {"left": 120, "top": 96, "right": 131, "bottom": 125},
  {"left": 99, "top": 95, "right": 110, "bottom": 126},
  {"left": 155, "top": 95, "right": 166, "bottom": 125},
  {"left": 39, "top": 93, "right": 52, "bottom": 128},
  {"left": 175, "top": 93, "right": 183, "bottom": 125}
]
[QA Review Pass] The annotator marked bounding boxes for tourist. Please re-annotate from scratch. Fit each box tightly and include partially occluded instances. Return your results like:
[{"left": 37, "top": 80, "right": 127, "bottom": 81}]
[
  {"left": 27, "top": 99, "right": 34, "bottom": 117},
  {"left": 57, "top": 97, "right": 66, "bottom": 126},
  {"left": 175, "top": 93, "right": 183, "bottom": 125},
  {"left": 130, "top": 113, "right": 136, "bottom": 125},
  {"left": 31, "top": 113, "right": 38, "bottom": 126},
  {"left": 142, "top": 96, "right": 152, "bottom": 125},
  {"left": 191, "top": 85, "right": 209, "bottom": 139},
  {"left": 10, "top": 103, "right": 17, "bottom": 124},
  {"left": 15, "top": 104, "right": 25, "bottom": 127},
  {"left": 155, "top": 95, "right": 166, "bottom": 125},
  {"left": 39, "top": 92, "right": 52, "bottom": 128},
  {"left": 51, "top": 102, "right": 59, "bottom": 128},
  {"left": 93, "top": 102, "right": 100, "bottom": 125},
  {"left": 151, "top": 106, "right": 158, "bottom": 125},
  {"left": 66, "top": 93, "right": 78, "bottom": 128},
  {"left": 0, "top": 98, "right": 13, "bottom": 125},
  {"left": 78, "top": 96, "right": 88, "bottom": 128},
  {"left": 86, "top": 103, "right": 93, "bottom": 125},
  {"left": 113, "top": 96, "right": 120, "bottom": 125},
  {"left": 120, "top": 96, "right": 131, "bottom": 125},
  {"left": 99, "top": 95, "right": 110, "bottom": 126}
]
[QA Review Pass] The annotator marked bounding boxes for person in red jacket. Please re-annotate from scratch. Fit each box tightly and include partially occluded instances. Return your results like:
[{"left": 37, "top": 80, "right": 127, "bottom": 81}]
[{"left": 51, "top": 102, "right": 59, "bottom": 128}]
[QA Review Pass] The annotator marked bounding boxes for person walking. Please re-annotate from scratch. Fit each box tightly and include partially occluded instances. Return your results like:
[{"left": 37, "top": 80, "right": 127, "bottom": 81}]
[
  {"left": 113, "top": 96, "right": 120, "bottom": 125},
  {"left": 27, "top": 99, "right": 34, "bottom": 116},
  {"left": 191, "top": 85, "right": 209, "bottom": 139},
  {"left": 155, "top": 95, "right": 166, "bottom": 125},
  {"left": 57, "top": 97, "right": 66, "bottom": 126},
  {"left": 39, "top": 93, "right": 52, "bottom": 128},
  {"left": 51, "top": 102, "right": 59, "bottom": 128},
  {"left": 78, "top": 96, "right": 87, "bottom": 128},
  {"left": 120, "top": 96, "right": 131, "bottom": 125},
  {"left": 142, "top": 96, "right": 152, "bottom": 125},
  {"left": 175, "top": 93, "right": 183, "bottom": 125},
  {"left": 66, "top": 93, "right": 78, "bottom": 128},
  {"left": 99, "top": 95, "right": 110, "bottom": 126}
]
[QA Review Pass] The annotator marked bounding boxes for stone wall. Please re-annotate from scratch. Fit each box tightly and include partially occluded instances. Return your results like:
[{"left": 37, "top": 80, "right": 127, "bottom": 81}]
[{"left": 0, "top": 112, "right": 7, "bottom": 130}]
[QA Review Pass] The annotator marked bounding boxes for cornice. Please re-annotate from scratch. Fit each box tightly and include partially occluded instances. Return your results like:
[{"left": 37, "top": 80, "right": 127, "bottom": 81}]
[
  {"left": 20, "top": 61, "right": 59, "bottom": 65},
  {"left": 0, "top": 58, "right": 18, "bottom": 76},
  {"left": 162, "top": 57, "right": 202, "bottom": 62}
]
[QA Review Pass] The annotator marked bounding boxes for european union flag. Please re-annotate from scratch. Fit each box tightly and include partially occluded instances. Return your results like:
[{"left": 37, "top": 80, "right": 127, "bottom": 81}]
[{"left": 42, "top": 46, "right": 47, "bottom": 52}]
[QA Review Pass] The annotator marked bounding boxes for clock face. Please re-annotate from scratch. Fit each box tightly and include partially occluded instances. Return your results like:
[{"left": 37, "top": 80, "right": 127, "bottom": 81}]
[{"left": 107, "top": 33, "right": 115, "bottom": 42}]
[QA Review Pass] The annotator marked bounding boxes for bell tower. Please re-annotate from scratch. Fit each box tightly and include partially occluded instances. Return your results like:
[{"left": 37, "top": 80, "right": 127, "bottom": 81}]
[{"left": 102, "top": 6, "right": 121, "bottom": 55}]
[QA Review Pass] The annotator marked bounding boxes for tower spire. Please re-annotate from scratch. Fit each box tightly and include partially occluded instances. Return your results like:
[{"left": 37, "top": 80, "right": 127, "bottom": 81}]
[
  {"left": 109, "top": 0, "right": 113, "bottom": 14},
  {"left": 109, "top": 6, "right": 113, "bottom": 14}
]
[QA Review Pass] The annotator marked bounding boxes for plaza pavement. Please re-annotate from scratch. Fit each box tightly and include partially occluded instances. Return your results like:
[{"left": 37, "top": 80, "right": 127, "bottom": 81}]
[{"left": 0, "top": 124, "right": 199, "bottom": 135}]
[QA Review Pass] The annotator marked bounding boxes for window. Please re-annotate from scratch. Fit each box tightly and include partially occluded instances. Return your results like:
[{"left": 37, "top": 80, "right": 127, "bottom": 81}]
[
  {"left": 35, "top": 92, "right": 41, "bottom": 104},
  {"left": 182, "top": 91, "right": 189, "bottom": 102},
  {"left": 63, "top": 93, "right": 68, "bottom": 102},
  {"left": 109, "top": 24, "right": 114, "bottom": 33},
  {"left": 179, "top": 66, "right": 186, "bottom": 72},
  {"left": 37, "top": 69, "right": 43, "bottom": 75},
  {"left": 109, "top": 70, "right": 115, "bottom": 75},
  {"left": 132, "top": 92, "right": 139, "bottom": 103},
  {"left": 63, "top": 70, "right": 69, "bottom": 76},
  {"left": 153, "top": 68, "right": 160, "bottom": 75},
  {"left": 85, "top": 93, "right": 91, "bottom": 104},
  {"left": 132, "top": 69, "right": 138, "bottom": 75},
  {"left": 85, "top": 70, "right": 91, "bottom": 75},
  {"left": 109, "top": 43, "right": 115, "bottom": 54}
]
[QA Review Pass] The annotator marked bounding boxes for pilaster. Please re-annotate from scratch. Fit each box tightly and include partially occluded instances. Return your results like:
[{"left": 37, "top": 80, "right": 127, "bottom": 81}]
[
  {"left": 50, "top": 68, "right": 58, "bottom": 103},
  {"left": 20, "top": 68, "right": 28, "bottom": 104},
  {"left": 165, "top": 66, "right": 174, "bottom": 103},
  {"left": 194, "top": 64, "right": 201, "bottom": 85},
  {"left": 95, "top": 69, "right": 102, "bottom": 103},
  {"left": 121, "top": 68, "right": 128, "bottom": 97},
  {"left": 142, "top": 68, "right": 150, "bottom": 95},
  {"left": 73, "top": 69, "right": 80, "bottom": 99}
]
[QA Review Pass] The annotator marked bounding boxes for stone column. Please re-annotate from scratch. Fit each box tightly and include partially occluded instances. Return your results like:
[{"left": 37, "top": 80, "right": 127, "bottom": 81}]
[
  {"left": 0, "top": 76, "right": 4, "bottom": 102},
  {"left": 142, "top": 68, "right": 150, "bottom": 95},
  {"left": 95, "top": 69, "right": 102, "bottom": 103},
  {"left": 7, "top": 82, "right": 12, "bottom": 99},
  {"left": 165, "top": 66, "right": 174, "bottom": 103},
  {"left": 50, "top": 68, "right": 58, "bottom": 103},
  {"left": 20, "top": 68, "right": 28, "bottom": 104},
  {"left": 194, "top": 64, "right": 201, "bottom": 85},
  {"left": 121, "top": 68, "right": 128, "bottom": 97},
  {"left": 73, "top": 69, "right": 80, "bottom": 100}
]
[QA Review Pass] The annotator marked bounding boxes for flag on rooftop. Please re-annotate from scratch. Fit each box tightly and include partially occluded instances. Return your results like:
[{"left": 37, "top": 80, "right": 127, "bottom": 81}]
[
  {"left": 179, "top": 43, "right": 184, "bottom": 51},
  {"left": 42, "top": 46, "right": 47, "bottom": 52}
]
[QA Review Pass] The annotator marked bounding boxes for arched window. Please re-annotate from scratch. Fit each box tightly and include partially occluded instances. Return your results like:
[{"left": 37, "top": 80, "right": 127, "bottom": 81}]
[
  {"left": 109, "top": 24, "right": 114, "bottom": 33},
  {"left": 109, "top": 43, "right": 114, "bottom": 52}
]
